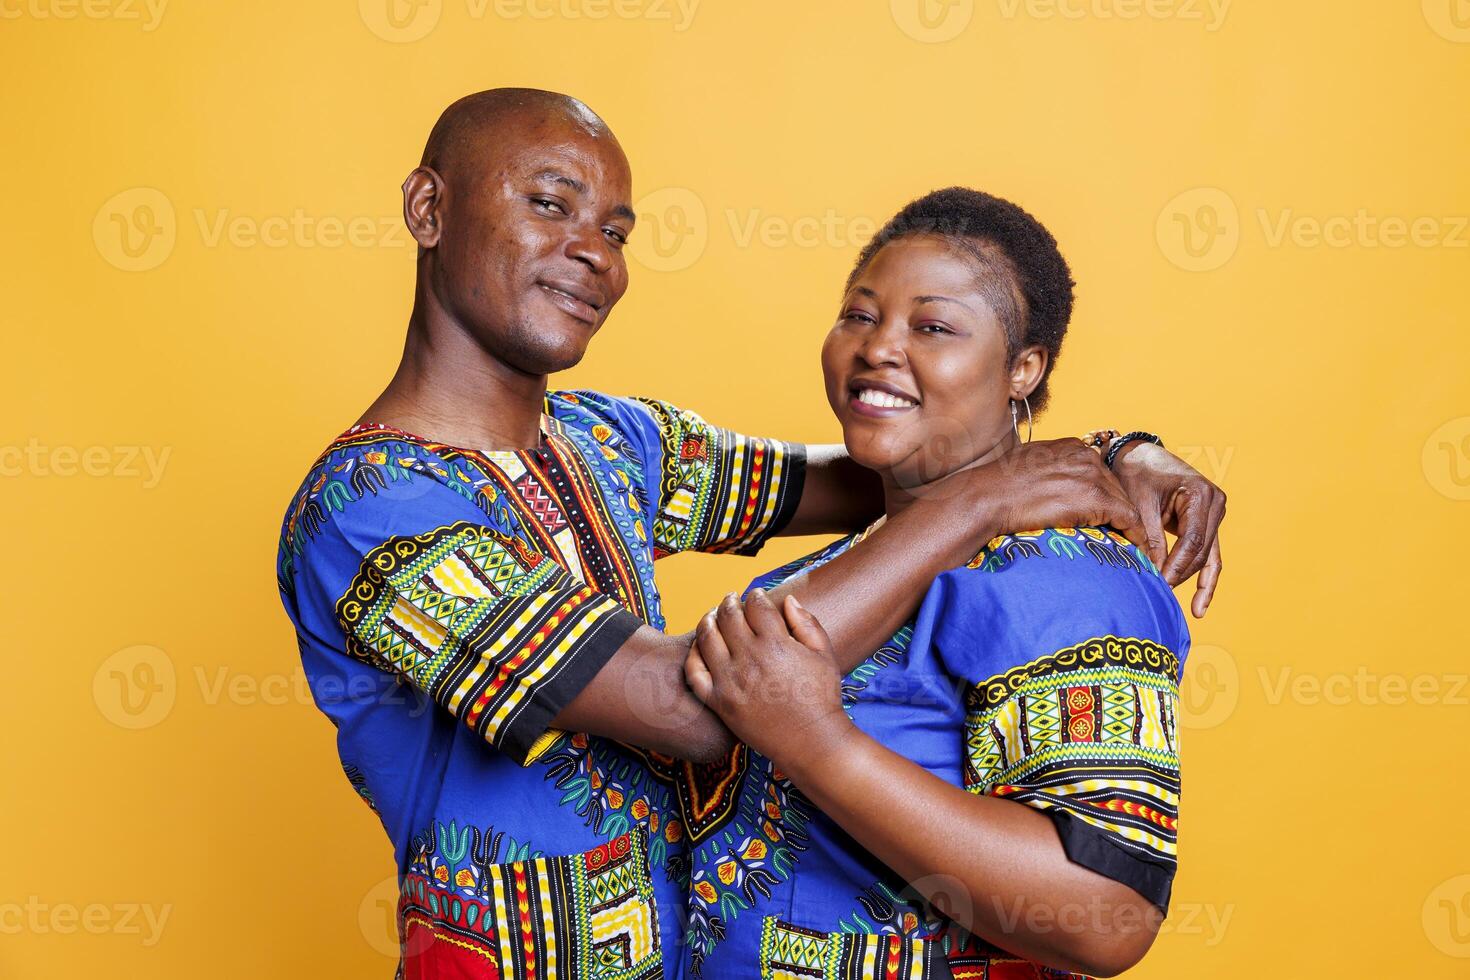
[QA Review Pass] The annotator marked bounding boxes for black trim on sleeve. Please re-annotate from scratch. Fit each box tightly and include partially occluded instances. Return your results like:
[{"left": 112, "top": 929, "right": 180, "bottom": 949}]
[
  {"left": 495, "top": 604, "right": 645, "bottom": 765},
  {"left": 1045, "top": 808, "right": 1176, "bottom": 912}
]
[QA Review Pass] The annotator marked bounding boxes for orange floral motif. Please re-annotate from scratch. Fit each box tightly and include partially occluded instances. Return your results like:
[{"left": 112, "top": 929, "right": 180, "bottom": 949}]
[
  {"left": 743, "top": 839, "right": 768, "bottom": 861},
  {"left": 717, "top": 861, "right": 738, "bottom": 885},
  {"left": 694, "top": 881, "right": 718, "bottom": 903}
]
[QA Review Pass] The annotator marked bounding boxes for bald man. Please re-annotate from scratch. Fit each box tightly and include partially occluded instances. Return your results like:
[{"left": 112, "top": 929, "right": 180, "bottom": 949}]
[{"left": 275, "top": 89, "right": 1225, "bottom": 979}]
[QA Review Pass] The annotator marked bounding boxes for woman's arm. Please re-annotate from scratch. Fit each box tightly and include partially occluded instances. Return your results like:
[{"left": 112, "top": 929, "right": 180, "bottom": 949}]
[{"left": 691, "top": 590, "right": 1165, "bottom": 977}]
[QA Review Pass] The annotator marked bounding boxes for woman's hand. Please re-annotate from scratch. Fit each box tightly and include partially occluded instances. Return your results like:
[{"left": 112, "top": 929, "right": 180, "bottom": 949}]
[
  {"left": 1110, "top": 441, "right": 1226, "bottom": 617},
  {"left": 683, "top": 590, "right": 851, "bottom": 769}
]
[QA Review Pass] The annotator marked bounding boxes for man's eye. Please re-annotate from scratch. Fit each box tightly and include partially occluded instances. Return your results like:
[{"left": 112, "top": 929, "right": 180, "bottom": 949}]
[
  {"left": 532, "top": 197, "right": 567, "bottom": 215},
  {"left": 604, "top": 227, "right": 628, "bottom": 246}
]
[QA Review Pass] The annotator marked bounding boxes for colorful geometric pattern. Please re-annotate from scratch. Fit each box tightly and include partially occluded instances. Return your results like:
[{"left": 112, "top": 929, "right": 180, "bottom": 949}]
[
  {"left": 757, "top": 917, "right": 948, "bottom": 980},
  {"left": 399, "top": 827, "right": 663, "bottom": 980},
  {"left": 631, "top": 397, "right": 801, "bottom": 559},
  {"left": 334, "top": 519, "right": 640, "bottom": 763},
  {"left": 964, "top": 635, "right": 1182, "bottom": 880}
]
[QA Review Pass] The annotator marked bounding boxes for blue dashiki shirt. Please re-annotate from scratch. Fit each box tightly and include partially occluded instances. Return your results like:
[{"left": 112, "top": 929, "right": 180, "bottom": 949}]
[
  {"left": 676, "top": 524, "right": 1190, "bottom": 980},
  {"left": 275, "top": 391, "right": 805, "bottom": 980}
]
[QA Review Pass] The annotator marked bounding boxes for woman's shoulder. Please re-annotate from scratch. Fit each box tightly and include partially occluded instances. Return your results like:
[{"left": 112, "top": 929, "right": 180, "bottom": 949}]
[{"left": 918, "top": 526, "right": 1190, "bottom": 681}]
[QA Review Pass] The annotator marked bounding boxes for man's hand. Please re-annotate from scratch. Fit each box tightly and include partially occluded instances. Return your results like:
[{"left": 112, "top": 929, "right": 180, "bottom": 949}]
[
  {"left": 1110, "top": 441, "right": 1226, "bottom": 618},
  {"left": 683, "top": 590, "right": 848, "bottom": 765}
]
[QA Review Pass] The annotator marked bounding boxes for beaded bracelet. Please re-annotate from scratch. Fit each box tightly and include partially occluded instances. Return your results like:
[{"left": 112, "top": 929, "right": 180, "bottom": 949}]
[{"left": 1103, "top": 430, "right": 1165, "bottom": 468}]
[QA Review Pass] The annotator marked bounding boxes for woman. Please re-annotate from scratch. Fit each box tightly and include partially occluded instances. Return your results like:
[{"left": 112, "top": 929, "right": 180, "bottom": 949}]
[{"left": 681, "top": 188, "right": 1193, "bottom": 979}]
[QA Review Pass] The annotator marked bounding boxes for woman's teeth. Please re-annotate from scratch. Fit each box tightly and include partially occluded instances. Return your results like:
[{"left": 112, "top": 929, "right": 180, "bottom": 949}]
[{"left": 855, "top": 388, "right": 917, "bottom": 409}]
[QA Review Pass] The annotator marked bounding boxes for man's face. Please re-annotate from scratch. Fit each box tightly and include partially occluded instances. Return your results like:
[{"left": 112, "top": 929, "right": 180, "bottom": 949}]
[{"left": 431, "top": 116, "right": 635, "bottom": 376}]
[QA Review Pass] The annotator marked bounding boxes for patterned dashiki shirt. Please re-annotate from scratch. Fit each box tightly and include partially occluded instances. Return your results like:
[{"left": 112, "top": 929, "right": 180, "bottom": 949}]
[
  {"left": 675, "top": 524, "right": 1190, "bottom": 980},
  {"left": 275, "top": 390, "right": 805, "bottom": 980}
]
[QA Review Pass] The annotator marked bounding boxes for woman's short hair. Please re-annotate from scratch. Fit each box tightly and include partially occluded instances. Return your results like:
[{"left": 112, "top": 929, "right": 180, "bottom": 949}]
[{"left": 845, "top": 187, "right": 1075, "bottom": 412}]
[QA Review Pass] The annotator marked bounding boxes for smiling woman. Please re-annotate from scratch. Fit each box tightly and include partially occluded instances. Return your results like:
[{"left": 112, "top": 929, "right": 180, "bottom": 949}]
[{"left": 684, "top": 188, "right": 1194, "bottom": 979}]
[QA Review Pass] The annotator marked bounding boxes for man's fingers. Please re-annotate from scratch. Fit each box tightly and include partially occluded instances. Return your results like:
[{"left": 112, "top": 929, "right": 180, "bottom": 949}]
[
  {"left": 781, "top": 595, "right": 831, "bottom": 653},
  {"left": 684, "top": 645, "right": 713, "bottom": 703},
  {"left": 742, "top": 588, "right": 787, "bottom": 639},
  {"left": 1159, "top": 486, "right": 1209, "bottom": 586},
  {"left": 1136, "top": 496, "right": 1169, "bottom": 571},
  {"left": 1191, "top": 536, "right": 1222, "bottom": 619}
]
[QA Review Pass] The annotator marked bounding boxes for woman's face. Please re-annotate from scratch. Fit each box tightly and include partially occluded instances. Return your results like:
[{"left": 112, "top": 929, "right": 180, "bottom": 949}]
[{"left": 822, "top": 235, "right": 1035, "bottom": 490}]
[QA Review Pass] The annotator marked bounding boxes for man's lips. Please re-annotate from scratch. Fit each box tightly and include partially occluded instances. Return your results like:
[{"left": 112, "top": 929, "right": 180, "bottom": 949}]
[{"left": 536, "top": 279, "right": 604, "bottom": 324}]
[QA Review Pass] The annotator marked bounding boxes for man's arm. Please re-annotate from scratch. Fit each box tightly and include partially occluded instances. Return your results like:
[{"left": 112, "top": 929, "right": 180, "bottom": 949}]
[{"left": 784, "top": 437, "right": 1227, "bottom": 616}]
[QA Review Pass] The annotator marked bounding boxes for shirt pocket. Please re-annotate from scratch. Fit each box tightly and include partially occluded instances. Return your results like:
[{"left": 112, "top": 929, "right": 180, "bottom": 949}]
[
  {"left": 756, "top": 916, "right": 951, "bottom": 980},
  {"left": 399, "top": 827, "right": 664, "bottom": 979}
]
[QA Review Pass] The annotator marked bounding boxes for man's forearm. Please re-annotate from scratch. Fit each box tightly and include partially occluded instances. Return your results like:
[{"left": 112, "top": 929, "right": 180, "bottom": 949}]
[
  {"left": 764, "top": 491, "right": 1000, "bottom": 671},
  {"left": 779, "top": 445, "right": 885, "bottom": 536}
]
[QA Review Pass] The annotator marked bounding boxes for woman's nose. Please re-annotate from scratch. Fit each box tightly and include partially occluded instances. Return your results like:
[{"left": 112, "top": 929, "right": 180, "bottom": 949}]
[{"left": 857, "top": 322, "right": 907, "bottom": 368}]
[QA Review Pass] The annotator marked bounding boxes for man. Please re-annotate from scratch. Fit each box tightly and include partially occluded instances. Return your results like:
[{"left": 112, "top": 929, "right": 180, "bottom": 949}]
[{"left": 275, "top": 88, "right": 1224, "bottom": 979}]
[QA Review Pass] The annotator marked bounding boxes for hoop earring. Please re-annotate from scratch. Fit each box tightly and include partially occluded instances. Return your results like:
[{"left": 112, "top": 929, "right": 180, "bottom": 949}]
[{"left": 1010, "top": 396, "right": 1033, "bottom": 444}]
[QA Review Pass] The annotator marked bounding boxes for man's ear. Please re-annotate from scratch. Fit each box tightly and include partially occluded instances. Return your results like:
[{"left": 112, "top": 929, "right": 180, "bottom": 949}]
[
  {"left": 1009, "top": 345, "right": 1048, "bottom": 401},
  {"left": 402, "top": 166, "right": 444, "bottom": 248}
]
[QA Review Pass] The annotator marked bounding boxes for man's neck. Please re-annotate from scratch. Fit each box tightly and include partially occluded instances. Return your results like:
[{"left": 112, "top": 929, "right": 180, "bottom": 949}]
[{"left": 359, "top": 285, "right": 547, "bottom": 452}]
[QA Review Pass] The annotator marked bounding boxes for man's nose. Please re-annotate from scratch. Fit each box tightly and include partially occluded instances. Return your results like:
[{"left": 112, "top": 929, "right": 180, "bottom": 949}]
[{"left": 565, "top": 223, "right": 615, "bottom": 274}]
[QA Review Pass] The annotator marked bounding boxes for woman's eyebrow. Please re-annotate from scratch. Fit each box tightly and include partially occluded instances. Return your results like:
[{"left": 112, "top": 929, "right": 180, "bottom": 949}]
[{"left": 914, "top": 294, "right": 975, "bottom": 312}]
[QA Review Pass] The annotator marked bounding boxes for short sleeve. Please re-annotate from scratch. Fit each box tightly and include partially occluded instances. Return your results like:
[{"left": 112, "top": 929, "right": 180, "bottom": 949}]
[
  {"left": 625, "top": 397, "right": 806, "bottom": 558},
  {"left": 922, "top": 528, "right": 1190, "bottom": 910},
  {"left": 295, "top": 464, "right": 643, "bottom": 766}
]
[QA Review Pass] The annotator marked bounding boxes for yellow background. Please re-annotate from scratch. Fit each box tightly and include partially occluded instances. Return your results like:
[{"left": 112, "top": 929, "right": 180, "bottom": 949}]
[{"left": 4, "top": 0, "right": 1468, "bottom": 975}]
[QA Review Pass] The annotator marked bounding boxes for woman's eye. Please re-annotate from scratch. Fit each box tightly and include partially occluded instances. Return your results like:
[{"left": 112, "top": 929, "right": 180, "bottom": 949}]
[
  {"left": 917, "top": 322, "right": 953, "bottom": 335},
  {"left": 842, "top": 311, "right": 876, "bottom": 325}
]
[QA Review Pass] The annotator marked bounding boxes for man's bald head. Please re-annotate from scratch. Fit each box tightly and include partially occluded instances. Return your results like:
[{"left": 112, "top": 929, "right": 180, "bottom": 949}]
[
  {"left": 402, "top": 88, "right": 635, "bottom": 378},
  {"left": 420, "top": 88, "right": 617, "bottom": 177}
]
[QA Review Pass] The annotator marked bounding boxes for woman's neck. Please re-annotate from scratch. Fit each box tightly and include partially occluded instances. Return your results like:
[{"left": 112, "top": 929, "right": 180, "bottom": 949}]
[{"left": 879, "top": 425, "right": 1021, "bottom": 521}]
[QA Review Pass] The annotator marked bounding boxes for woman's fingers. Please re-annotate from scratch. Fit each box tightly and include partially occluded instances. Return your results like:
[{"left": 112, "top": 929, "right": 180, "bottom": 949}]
[
  {"left": 684, "top": 643, "right": 713, "bottom": 703},
  {"left": 695, "top": 609, "right": 731, "bottom": 678},
  {"left": 742, "top": 588, "right": 787, "bottom": 638},
  {"left": 781, "top": 595, "right": 831, "bottom": 654},
  {"left": 715, "top": 591, "right": 754, "bottom": 649}
]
